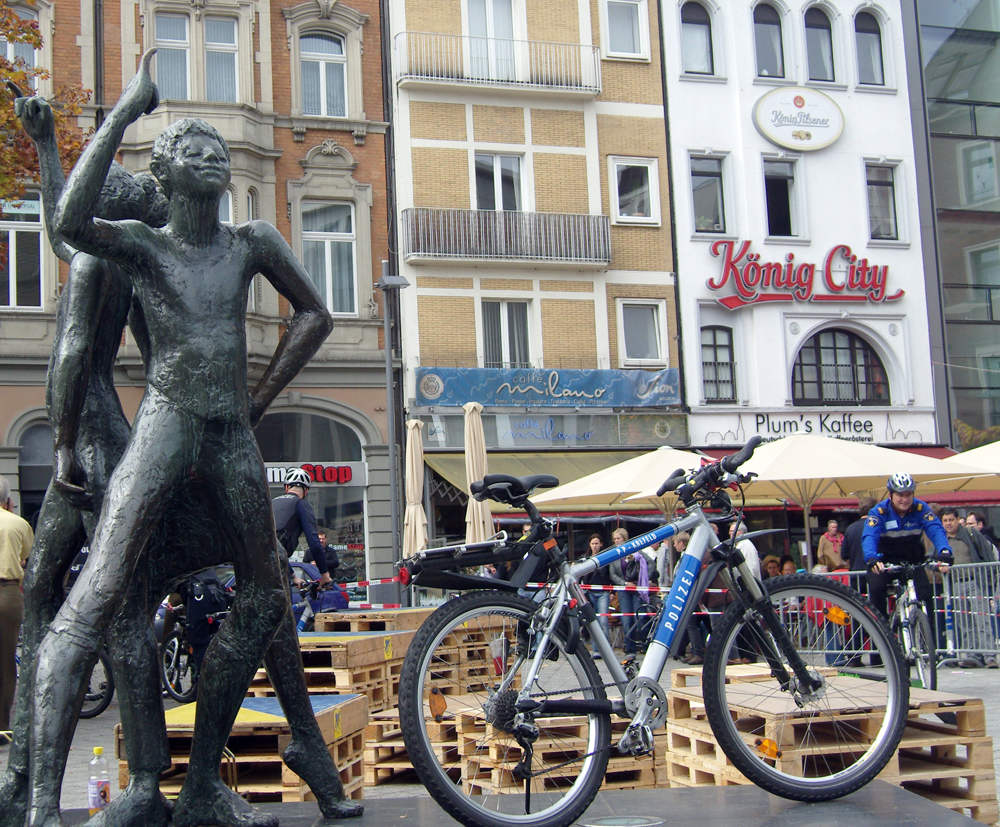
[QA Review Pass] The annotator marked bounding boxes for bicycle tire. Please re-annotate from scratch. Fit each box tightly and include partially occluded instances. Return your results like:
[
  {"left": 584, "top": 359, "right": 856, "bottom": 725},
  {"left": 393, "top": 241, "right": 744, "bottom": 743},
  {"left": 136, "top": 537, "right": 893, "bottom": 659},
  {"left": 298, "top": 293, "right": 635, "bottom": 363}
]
[
  {"left": 79, "top": 650, "right": 115, "bottom": 719},
  {"left": 908, "top": 607, "right": 937, "bottom": 691},
  {"left": 703, "top": 573, "right": 908, "bottom": 801},
  {"left": 160, "top": 629, "right": 198, "bottom": 703},
  {"left": 399, "top": 591, "right": 610, "bottom": 827}
]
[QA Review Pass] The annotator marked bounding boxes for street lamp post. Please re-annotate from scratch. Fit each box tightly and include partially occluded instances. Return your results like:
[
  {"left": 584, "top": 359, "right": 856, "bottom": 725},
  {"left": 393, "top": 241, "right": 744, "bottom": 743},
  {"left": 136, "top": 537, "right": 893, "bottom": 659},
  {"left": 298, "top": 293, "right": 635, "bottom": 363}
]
[{"left": 377, "top": 262, "right": 409, "bottom": 606}]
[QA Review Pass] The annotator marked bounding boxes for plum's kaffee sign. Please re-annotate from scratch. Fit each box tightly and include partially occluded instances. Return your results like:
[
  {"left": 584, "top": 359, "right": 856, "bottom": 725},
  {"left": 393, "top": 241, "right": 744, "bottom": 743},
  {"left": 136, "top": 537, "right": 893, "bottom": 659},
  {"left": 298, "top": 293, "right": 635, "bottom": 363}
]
[
  {"left": 707, "top": 239, "right": 905, "bottom": 309},
  {"left": 753, "top": 87, "right": 844, "bottom": 151}
]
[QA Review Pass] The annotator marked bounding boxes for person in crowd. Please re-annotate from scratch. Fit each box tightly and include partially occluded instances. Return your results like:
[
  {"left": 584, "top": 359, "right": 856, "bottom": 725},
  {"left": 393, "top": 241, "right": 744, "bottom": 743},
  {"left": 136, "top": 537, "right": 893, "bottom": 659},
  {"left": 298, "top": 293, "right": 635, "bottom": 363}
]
[
  {"left": 816, "top": 520, "right": 844, "bottom": 571},
  {"left": 730, "top": 521, "right": 761, "bottom": 581},
  {"left": 841, "top": 497, "right": 876, "bottom": 591},
  {"left": 315, "top": 529, "right": 342, "bottom": 578},
  {"left": 940, "top": 507, "right": 998, "bottom": 668},
  {"left": 762, "top": 555, "right": 781, "bottom": 579},
  {"left": 966, "top": 511, "right": 1000, "bottom": 552},
  {"left": 671, "top": 532, "right": 710, "bottom": 664},
  {"left": 582, "top": 533, "right": 612, "bottom": 654},
  {"left": 608, "top": 528, "right": 644, "bottom": 660},
  {"left": 0, "top": 476, "right": 32, "bottom": 735},
  {"left": 780, "top": 556, "right": 798, "bottom": 575}
]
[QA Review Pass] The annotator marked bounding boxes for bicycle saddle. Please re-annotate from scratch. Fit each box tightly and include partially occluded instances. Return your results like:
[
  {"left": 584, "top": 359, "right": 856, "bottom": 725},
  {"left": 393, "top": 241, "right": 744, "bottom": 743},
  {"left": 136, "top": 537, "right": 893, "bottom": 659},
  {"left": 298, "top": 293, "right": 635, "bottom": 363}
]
[{"left": 470, "top": 473, "right": 559, "bottom": 504}]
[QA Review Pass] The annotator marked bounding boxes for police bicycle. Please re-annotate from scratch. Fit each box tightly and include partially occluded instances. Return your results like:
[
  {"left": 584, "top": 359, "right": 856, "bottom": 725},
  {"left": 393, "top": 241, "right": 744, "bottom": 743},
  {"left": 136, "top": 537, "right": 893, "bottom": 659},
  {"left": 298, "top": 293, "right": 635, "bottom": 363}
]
[
  {"left": 396, "top": 437, "right": 909, "bottom": 827},
  {"left": 881, "top": 561, "right": 940, "bottom": 690}
]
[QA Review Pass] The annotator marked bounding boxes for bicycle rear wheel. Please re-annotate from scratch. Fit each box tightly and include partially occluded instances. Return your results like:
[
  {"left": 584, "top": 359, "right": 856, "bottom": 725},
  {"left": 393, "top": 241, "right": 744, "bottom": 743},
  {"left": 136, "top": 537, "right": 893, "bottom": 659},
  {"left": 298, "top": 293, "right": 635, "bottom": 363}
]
[
  {"left": 703, "top": 573, "right": 908, "bottom": 801},
  {"left": 908, "top": 608, "right": 937, "bottom": 691},
  {"left": 79, "top": 650, "right": 115, "bottom": 719},
  {"left": 160, "top": 629, "right": 198, "bottom": 703},
  {"left": 399, "top": 591, "right": 611, "bottom": 827}
]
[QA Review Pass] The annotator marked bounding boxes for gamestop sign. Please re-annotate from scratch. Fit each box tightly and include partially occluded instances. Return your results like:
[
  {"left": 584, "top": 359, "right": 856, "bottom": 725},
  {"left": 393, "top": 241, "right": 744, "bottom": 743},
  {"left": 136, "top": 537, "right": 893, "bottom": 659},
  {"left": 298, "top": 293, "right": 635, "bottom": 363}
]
[
  {"left": 266, "top": 462, "right": 367, "bottom": 487},
  {"left": 707, "top": 239, "right": 904, "bottom": 309}
]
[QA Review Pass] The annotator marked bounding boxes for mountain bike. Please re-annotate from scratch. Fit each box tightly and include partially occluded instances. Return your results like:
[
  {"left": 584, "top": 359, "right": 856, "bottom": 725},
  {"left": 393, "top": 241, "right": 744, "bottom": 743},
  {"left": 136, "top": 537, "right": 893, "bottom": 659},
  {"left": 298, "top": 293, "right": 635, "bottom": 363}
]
[
  {"left": 882, "top": 561, "right": 940, "bottom": 690},
  {"left": 79, "top": 647, "right": 115, "bottom": 718},
  {"left": 396, "top": 437, "right": 909, "bottom": 827}
]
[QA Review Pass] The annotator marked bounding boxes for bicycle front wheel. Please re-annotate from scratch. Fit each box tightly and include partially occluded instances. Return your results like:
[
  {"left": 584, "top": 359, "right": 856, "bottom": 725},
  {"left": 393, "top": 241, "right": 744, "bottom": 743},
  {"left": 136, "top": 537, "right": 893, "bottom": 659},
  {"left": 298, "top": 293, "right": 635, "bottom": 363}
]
[
  {"left": 703, "top": 574, "right": 908, "bottom": 801},
  {"left": 79, "top": 650, "right": 115, "bottom": 719},
  {"left": 160, "top": 630, "right": 198, "bottom": 703},
  {"left": 909, "top": 608, "right": 937, "bottom": 691},
  {"left": 399, "top": 591, "right": 611, "bottom": 827}
]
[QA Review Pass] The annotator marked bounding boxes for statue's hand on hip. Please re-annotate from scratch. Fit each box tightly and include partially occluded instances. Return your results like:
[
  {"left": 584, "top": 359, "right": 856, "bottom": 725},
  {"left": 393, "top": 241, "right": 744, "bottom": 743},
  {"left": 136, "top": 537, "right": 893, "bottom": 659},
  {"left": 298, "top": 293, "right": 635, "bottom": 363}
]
[{"left": 52, "top": 444, "right": 94, "bottom": 510}]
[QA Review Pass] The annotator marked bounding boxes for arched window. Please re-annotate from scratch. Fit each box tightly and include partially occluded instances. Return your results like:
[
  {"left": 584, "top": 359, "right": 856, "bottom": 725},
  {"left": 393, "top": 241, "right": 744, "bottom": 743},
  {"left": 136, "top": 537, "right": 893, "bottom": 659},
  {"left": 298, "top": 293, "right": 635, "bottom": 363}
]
[
  {"left": 791, "top": 329, "right": 889, "bottom": 406},
  {"left": 1, "top": 7, "right": 37, "bottom": 71},
  {"left": 753, "top": 4, "right": 784, "bottom": 78},
  {"left": 701, "top": 325, "right": 736, "bottom": 402},
  {"left": 301, "top": 33, "right": 347, "bottom": 117},
  {"left": 855, "top": 11, "right": 884, "bottom": 86},
  {"left": 255, "top": 412, "right": 362, "bottom": 462},
  {"left": 805, "top": 7, "right": 834, "bottom": 82},
  {"left": 680, "top": 2, "right": 713, "bottom": 75}
]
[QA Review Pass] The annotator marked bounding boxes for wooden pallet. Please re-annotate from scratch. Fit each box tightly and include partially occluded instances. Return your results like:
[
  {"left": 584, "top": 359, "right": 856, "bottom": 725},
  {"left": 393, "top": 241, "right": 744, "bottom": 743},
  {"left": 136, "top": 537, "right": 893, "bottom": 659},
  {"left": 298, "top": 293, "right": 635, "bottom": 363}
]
[
  {"left": 314, "top": 607, "right": 435, "bottom": 633},
  {"left": 117, "top": 694, "right": 368, "bottom": 803}
]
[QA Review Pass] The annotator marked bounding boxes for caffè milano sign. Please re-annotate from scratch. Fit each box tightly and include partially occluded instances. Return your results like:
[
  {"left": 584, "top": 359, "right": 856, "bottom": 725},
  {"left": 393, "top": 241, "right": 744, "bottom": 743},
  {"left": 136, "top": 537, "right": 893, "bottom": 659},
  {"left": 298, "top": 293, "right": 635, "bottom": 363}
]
[{"left": 753, "top": 87, "right": 844, "bottom": 151}]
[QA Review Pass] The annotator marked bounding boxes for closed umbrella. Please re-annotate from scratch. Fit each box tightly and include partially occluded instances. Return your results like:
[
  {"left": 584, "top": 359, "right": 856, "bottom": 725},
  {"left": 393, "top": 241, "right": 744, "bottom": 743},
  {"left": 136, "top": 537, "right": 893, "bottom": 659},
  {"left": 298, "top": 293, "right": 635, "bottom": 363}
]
[
  {"left": 403, "top": 419, "right": 428, "bottom": 558},
  {"left": 464, "top": 402, "right": 493, "bottom": 544}
]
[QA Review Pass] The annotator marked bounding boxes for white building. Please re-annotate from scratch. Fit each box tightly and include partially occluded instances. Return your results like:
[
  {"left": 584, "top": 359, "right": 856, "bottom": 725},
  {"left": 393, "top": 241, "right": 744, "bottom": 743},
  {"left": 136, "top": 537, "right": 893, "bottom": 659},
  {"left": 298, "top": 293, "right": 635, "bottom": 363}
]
[{"left": 662, "top": 1, "right": 940, "bottom": 447}]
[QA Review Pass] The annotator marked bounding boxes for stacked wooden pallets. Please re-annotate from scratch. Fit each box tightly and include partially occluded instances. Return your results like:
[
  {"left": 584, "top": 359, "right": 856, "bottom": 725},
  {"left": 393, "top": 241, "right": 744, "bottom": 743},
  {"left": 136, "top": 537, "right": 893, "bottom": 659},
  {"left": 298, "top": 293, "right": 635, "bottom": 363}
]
[
  {"left": 246, "top": 630, "right": 415, "bottom": 713},
  {"left": 662, "top": 665, "right": 999, "bottom": 823},
  {"left": 314, "top": 607, "right": 435, "bottom": 633},
  {"left": 116, "top": 694, "right": 368, "bottom": 803}
]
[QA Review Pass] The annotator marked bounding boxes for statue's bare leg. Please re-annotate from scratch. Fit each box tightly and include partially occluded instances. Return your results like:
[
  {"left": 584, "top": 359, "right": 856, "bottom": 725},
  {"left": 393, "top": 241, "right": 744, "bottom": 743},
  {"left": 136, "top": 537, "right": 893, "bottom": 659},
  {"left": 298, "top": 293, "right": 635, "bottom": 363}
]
[
  {"left": 0, "top": 489, "right": 86, "bottom": 827},
  {"left": 82, "top": 568, "right": 171, "bottom": 827},
  {"left": 172, "top": 424, "right": 286, "bottom": 827},
  {"left": 264, "top": 613, "right": 363, "bottom": 818},
  {"left": 27, "top": 395, "right": 199, "bottom": 827}
]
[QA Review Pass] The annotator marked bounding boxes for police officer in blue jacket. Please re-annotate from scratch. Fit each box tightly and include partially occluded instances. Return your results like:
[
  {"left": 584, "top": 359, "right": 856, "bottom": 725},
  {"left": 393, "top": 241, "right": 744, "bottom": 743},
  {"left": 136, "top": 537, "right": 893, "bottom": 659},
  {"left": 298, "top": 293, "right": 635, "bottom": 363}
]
[{"left": 862, "top": 472, "right": 952, "bottom": 621}]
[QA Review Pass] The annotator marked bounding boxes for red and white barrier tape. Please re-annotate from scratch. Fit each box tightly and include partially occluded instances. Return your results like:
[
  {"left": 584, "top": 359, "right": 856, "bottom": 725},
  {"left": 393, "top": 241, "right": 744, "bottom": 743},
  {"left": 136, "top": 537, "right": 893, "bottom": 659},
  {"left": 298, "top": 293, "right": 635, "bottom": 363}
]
[
  {"left": 336, "top": 576, "right": 400, "bottom": 589},
  {"left": 346, "top": 602, "right": 402, "bottom": 609}
]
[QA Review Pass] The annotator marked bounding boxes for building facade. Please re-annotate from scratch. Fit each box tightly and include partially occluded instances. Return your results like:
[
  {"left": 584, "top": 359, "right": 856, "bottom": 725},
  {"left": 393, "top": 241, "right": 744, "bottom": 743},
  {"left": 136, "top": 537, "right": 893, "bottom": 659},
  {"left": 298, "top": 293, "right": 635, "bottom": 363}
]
[
  {"left": 0, "top": 0, "right": 395, "bottom": 590},
  {"left": 911, "top": 0, "right": 1000, "bottom": 452},
  {"left": 388, "top": 0, "right": 684, "bottom": 538},
  {"left": 663, "top": 0, "right": 942, "bottom": 450}
]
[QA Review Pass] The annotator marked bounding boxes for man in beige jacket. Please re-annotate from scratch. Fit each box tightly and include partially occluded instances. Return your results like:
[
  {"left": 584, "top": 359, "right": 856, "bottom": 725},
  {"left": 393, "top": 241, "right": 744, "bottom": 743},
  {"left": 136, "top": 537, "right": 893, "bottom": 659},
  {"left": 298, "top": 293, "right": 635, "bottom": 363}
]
[{"left": 0, "top": 476, "right": 32, "bottom": 733}]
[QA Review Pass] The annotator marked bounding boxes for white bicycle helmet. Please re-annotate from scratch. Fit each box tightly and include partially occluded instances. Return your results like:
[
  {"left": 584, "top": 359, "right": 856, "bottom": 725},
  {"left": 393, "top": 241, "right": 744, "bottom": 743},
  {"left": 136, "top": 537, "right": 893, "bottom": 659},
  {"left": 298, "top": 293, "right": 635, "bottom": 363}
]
[
  {"left": 285, "top": 467, "right": 312, "bottom": 489},
  {"left": 886, "top": 472, "right": 916, "bottom": 493}
]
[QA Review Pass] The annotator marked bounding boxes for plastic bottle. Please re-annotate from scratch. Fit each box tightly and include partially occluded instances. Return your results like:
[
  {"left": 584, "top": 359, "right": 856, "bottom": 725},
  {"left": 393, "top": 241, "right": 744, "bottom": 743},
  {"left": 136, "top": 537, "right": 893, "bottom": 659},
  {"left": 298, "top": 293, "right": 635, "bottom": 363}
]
[{"left": 88, "top": 746, "right": 110, "bottom": 816}]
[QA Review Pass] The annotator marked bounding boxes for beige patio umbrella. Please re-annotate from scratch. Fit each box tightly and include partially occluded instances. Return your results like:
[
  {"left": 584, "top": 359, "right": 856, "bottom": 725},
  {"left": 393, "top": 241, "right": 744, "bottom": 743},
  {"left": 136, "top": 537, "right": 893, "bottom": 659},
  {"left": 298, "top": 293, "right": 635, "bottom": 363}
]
[
  {"left": 628, "top": 434, "right": 997, "bottom": 557},
  {"left": 403, "top": 419, "right": 428, "bottom": 558},
  {"left": 463, "top": 401, "right": 493, "bottom": 543},
  {"left": 531, "top": 445, "right": 706, "bottom": 509},
  {"left": 945, "top": 440, "right": 1000, "bottom": 473}
]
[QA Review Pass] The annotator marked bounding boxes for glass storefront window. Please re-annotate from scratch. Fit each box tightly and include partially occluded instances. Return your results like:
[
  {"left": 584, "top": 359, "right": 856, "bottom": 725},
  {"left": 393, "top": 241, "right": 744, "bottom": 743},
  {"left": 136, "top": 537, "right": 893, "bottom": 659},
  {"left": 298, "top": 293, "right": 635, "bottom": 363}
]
[{"left": 257, "top": 413, "right": 367, "bottom": 588}]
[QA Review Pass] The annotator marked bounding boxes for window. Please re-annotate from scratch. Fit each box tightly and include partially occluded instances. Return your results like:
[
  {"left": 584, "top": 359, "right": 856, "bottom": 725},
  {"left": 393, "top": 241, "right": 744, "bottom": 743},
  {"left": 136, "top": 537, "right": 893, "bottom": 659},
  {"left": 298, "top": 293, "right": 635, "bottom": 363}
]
[
  {"left": 680, "top": 2, "right": 713, "bottom": 75},
  {"left": 805, "top": 7, "right": 834, "bottom": 82},
  {"left": 0, "top": 194, "right": 42, "bottom": 309},
  {"left": 482, "top": 300, "right": 530, "bottom": 368},
  {"left": 1, "top": 7, "right": 37, "bottom": 72},
  {"left": 218, "top": 189, "right": 234, "bottom": 225},
  {"left": 246, "top": 189, "right": 261, "bottom": 313},
  {"left": 475, "top": 154, "right": 521, "bottom": 211},
  {"left": 469, "top": 0, "right": 516, "bottom": 82},
  {"left": 855, "top": 12, "right": 884, "bottom": 86},
  {"left": 764, "top": 159, "right": 796, "bottom": 237},
  {"left": 155, "top": 14, "right": 190, "bottom": 100},
  {"left": 866, "top": 164, "right": 897, "bottom": 240},
  {"left": 754, "top": 4, "right": 784, "bottom": 78},
  {"left": 301, "top": 33, "right": 347, "bottom": 117},
  {"left": 301, "top": 202, "right": 357, "bottom": 315},
  {"left": 691, "top": 157, "right": 726, "bottom": 233},
  {"left": 605, "top": 0, "right": 648, "bottom": 58},
  {"left": 610, "top": 157, "right": 659, "bottom": 224},
  {"left": 792, "top": 328, "right": 889, "bottom": 405},
  {"left": 617, "top": 300, "right": 666, "bottom": 367},
  {"left": 205, "top": 18, "right": 237, "bottom": 103},
  {"left": 701, "top": 326, "right": 736, "bottom": 402}
]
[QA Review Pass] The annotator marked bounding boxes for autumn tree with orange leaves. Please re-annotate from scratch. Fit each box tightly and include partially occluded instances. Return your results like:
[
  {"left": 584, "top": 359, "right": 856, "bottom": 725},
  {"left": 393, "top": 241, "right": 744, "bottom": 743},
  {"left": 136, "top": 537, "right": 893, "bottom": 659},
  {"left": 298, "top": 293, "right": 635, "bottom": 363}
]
[{"left": 1, "top": 0, "right": 91, "bottom": 261}]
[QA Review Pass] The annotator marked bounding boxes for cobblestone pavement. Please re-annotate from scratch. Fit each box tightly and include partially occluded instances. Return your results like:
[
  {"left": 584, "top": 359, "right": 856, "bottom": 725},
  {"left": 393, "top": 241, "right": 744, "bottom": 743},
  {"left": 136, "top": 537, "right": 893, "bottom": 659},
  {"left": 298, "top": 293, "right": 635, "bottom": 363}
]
[{"left": 0, "top": 657, "right": 998, "bottom": 811}]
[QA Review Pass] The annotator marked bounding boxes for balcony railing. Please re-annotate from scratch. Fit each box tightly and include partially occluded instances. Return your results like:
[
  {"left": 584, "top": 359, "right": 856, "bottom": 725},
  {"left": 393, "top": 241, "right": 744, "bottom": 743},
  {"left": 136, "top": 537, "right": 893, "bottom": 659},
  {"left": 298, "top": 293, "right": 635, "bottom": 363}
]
[
  {"left": 401, "top": 208, "right": 611, "bottom": 266},
  {"left": 394, "top": 31, "right": 601, "bottom": 94}
]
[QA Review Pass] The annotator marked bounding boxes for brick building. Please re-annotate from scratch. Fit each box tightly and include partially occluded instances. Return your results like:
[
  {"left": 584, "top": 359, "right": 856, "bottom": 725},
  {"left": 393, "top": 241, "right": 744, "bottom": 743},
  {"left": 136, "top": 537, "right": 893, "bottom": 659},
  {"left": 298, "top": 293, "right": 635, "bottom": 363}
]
[
  {"left": 0, "top": 0, "right": 396, "bottom": 591},
  {"left": 387, "top": 0, "right": 684, "bottom": 541}
]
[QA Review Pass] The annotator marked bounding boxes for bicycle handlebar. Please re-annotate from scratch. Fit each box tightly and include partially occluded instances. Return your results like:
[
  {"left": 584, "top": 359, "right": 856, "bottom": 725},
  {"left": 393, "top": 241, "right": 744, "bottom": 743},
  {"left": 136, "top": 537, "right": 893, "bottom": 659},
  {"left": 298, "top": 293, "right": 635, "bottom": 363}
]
[{"left": 656, "top": 436, "right": 763, "bottom": 500}]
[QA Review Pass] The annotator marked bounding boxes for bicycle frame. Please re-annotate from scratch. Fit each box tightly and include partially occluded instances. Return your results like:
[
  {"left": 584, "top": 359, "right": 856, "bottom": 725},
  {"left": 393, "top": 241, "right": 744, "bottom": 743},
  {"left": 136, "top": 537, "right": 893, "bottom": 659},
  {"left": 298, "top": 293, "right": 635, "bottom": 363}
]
[
  {"left": 891, "top": 575, "right": 921, "bottom": 657},
  {"left": 518, "top": 502, "right": 766, "bottom": 712}
]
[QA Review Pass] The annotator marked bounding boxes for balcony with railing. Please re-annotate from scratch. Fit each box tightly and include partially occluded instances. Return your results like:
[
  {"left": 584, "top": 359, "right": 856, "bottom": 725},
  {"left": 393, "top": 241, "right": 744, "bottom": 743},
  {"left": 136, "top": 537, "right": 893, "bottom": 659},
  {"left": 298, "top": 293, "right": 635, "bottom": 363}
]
[
  {"left": 401, "top": 208, "right": 611, "bottom": 267},
  {"left": 394, "top": 32, "right": 601, "bottom": 95}
]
